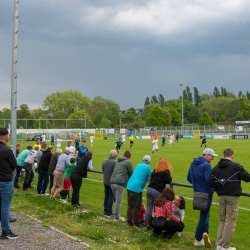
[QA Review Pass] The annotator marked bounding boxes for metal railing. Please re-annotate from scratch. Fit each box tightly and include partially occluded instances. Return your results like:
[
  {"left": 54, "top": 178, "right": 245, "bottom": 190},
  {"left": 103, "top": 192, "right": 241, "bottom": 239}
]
[{"left": 88, "top": 170, "right": 250, "bottom": 197}]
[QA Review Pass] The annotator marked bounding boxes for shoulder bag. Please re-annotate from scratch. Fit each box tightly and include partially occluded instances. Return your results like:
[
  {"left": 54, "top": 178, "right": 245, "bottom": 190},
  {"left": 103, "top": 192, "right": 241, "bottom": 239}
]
[{"left": 151, "top": 206, "right": 166, "bottom": 228}]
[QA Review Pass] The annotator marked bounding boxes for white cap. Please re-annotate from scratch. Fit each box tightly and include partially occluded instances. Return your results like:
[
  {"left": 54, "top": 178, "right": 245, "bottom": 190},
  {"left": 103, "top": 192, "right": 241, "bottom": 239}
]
[
  {"left": 142, "top": 155, "right": 151, "bottom": 163},
  {"left": 203, "top": 148, "right": 218, "bottom": 157}
]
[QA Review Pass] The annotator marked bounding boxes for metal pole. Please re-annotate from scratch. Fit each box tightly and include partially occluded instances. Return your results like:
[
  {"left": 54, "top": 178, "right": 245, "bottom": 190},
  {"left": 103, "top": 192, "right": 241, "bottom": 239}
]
[
  {"left": 120, "top": 114, "right": 121, "bottom": 130},
  {"left": 10, "top": 0, "right": 19, "bottom": 157},
  {"left": 26, "top": 119, "right": 27, "bottom": 139},
  {"left": 85, "top": 115, "right": 86, "bottom": 139},
  {"left": 180, "top": 84, "right": 183, "bottom": 132}
]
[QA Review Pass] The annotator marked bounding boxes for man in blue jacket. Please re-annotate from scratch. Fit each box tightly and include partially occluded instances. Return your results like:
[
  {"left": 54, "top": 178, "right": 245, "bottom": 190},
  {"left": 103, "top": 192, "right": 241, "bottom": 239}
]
[{"left": 187, "top": 148, "right": 218, "bottom": 247}]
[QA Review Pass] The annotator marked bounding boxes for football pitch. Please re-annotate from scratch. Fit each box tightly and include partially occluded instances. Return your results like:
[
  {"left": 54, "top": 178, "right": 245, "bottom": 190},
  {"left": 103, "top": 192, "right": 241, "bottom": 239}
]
[{"left": 12, "top": 138, "right": 250, "bottom": 249}]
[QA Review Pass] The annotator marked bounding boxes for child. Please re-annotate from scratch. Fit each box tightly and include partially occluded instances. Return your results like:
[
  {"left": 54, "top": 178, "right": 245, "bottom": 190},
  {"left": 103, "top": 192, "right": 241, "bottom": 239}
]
[
  {"left": 132, "top": 204, "right": 147, "bottom": 226},
  {"left": 60, "top": 157, "right": 77, "bottom": 203},
  {"left": 173, "top": 196, "right": 185, "bottom": 236}
]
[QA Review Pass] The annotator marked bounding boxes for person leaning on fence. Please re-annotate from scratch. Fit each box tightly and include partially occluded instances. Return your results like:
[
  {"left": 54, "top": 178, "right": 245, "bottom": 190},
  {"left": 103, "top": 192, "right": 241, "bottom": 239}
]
[
  {"left": 48, "top": 148, "right": 62, "bottom": 194},
  {"left": 14, "top": 146, "right": 32, "bottom": 188},
  {"left": 70, "top": 151, "right": 93, "bottom": 208},
  {"left": 209, "top": 148, "right": 250, "bottom": 250},
  {"left": 149, "top": 187, "right": 184, "bottom": 238},
  {"left": 0, "top": 128, "right": 18, "bottom": 240},
  {"left": 110, "top": 150, "right": 133, "bottom": 221},
  {"left": 127, "top": 155, "right": 152, "bottom": 228},
  {"left": 187, "top": 148, "right": 218, "bottom": 247},
  {"left": 146, "top": 158, "right": 172, "bottom": 230},
  {"left": 102, "top": 150, "right": 118, "bottom": 217},
  {"left": 50, "top": 150, "right": 70, "bottom": 200}
]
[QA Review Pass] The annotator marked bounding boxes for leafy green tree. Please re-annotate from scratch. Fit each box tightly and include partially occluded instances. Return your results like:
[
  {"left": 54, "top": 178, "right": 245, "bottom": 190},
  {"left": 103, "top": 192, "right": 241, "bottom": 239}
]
[
  {"left": 201, "top": 93, "right": 214, "bottom": 101},
  {"left": 221, "top": 87, "right": 227, "bottom": 97},
  {"left": 100, "top": 118, "right": 111, "bottom": 128},
  {"left": 162, "top": 109, "right": 172, "bottom": 126},
  {"left": 151, "top": 95, "right": 158, "bottom": 104},
  {"left": 168, "top": 107, "right": 182, "bottom": 126},
  {"left": 34, "top": 117, "right": 51, "bottom": 129},
  {"left": 27, "top": 116, "right": 35, "bottom": 129},
  {"left": 227, "top": 92, "right": 236, "bottom": 98},
  {"left": 183, "top": 90, "right": 188, "bottom": 101},
  {"left": 105, "top": 99, "right": 120, "bottom": 127},
  {"left": 122, "top": 107, "right": 138, "bottom": 124},
  {"left": 42, "top": 90, "right": 90, "bottom": 116},
  {"left": 194, "top": 87, "right": 201, "bottom": 106},
  {"left": 246, "top": 91, "right": 250, "bottom": 100},
  {"left": 187, "top": 106, "right": 200, "bottom": 123},
  {"left": 67, "top": 110, "right": 94, "bottom": 128},
  {"left": 213, "top": 87, "right": 220, "bottom": 97},
  {"left": 234, "top": 113, "right": 244, "bottom": 121},
  {"left": 2, "top": 108, "right": 11, "bottom": 119},
  {"left": 142, "top": 104, "right": 155, "bottom": 122},
  {"left": 30, "top": 108, "right": 46, "bottom": 119},
  {"left": 17, "top": 104, "right": 31, "bottom": 128},
  {"left": 238, "top": 91, "right": 242, "bottom": 97},
  {"left": 197, "top": 112, "right": 214, "bottom": 125},
  {"left": 158, "top": 94, "right": 165, "bottom": 107},
  {"left": 144, "top": 97, "right": 150, "bottom": 106},
  {"left": 52, "top": 111, "right": 68, "bottom": 128},
  {"left": 147, "top": 105, "right": 166, "bottom": 126},
  {"left": 132, "top": 116, "right": 146, "bottom": 129},
  {"left": 186, "top": 86, "right": 193, "bottom": 103}
]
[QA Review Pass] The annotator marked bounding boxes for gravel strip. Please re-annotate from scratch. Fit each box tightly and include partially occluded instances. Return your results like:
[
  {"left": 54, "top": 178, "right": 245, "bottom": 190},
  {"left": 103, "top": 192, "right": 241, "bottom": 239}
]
[{"left": 0, "top": 212, "right": 89, "bottom": 250}]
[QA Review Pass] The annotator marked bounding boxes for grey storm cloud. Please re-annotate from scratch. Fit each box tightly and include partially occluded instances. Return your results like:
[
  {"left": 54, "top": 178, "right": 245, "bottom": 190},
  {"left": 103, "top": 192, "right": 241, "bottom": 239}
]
[{"left": 1, "top": 0, "right": 250, "bottom": 110}]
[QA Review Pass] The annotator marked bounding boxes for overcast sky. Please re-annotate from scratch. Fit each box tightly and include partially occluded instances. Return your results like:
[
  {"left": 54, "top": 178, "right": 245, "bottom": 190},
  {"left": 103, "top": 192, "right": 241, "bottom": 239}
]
[{"left": 1, "top": 0, "right": 250, "bottom": 110}]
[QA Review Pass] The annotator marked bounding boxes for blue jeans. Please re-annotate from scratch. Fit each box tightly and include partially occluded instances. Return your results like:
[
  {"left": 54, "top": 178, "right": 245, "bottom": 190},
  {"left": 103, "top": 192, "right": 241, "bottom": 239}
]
[
  {"left": 37, "top": 170, "right": 49, "bottom": 194},
  {"left": 104, "top": 185, "right": 114, "bottom": 215},
  {"left": 195, "top": 193, "right": 213, "bottom": 241},
  {"left": 14, "top": 165, "right": 22, "bottom": 187},
  {"left": 0, "top": 182, "right": 14, "bottom": 233}
]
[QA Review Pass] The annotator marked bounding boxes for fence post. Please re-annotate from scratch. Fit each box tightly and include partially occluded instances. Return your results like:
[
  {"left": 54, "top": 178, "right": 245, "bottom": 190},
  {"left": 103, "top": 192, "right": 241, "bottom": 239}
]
[
  {"left": 170, "top": 183, "right": 173, "bottom": 189},
  {"left": 26, "top": 119, "right": 27, "bottom": 139}
]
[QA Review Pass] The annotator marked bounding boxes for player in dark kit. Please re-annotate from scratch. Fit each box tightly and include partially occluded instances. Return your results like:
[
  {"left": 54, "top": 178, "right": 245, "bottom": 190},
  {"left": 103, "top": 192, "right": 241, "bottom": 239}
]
[
  {"left": 51, "top": 135, "right": 54, "bottom": 146},
  {"left": 175, "top": 133, "right": 179, "bottom": 143},
  {"left": 75, "top": 138, "right": 80, "bottom": 150},
  {"left": 114, "top": 138, "right": 123, "bottom": 154},
  {"left": 200, "top": 134, "right": 207, "bottom": 149},
  {"left": 161, "top": 135, "right": 166, "bottom": 147}
]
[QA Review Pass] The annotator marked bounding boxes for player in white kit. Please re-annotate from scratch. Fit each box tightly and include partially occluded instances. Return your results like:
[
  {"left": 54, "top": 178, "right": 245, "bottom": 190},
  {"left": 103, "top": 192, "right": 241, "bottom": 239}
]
[
  {"left": 168, "top": 134, "right": 174, "bottom": 147},
  {"left": 56, "top": 136, "right": 62, "bottom": 148},
  {"left": 41, "top": 133, "right": 46, "bottom": 142},
  {"left": 122, "top": 133, "right": 126, "bottom": 145},
  {"left": 65, "top": 141, "right": 75, "bottom": 158},
  {"left": 152, "top": 138, "right": 158, "bottom": 156},
  {"left": 90, "top": 134, "right": 94, "bottom": 147}
]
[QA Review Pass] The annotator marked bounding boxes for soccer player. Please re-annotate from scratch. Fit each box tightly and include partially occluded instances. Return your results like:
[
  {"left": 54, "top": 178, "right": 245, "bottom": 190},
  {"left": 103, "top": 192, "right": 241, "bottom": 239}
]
[
  {"left": 90, "top": 134, "right": 94, "bottom": 147},
  {"left": 129, "top": 134, "right": 134, "bottom": 148},
  {"left": 114, "top": 138, "right": 123, "bottom": 153},
  {"left": 122, "top": 133, "right": 126, "bottom": 146},
  {"left": 229, "top": 132, "right": 232, "bottom": 139},
  {"left": 76, "top": 139, "right": 88, "bottom": 163},
  {"left": 168, "top": 134, "right": 174, "bottom": 147},
  {"left": 175, "top": 133, "right": 179, "bottom": 143},
  {"left": 73, "top": 133, "right": 78, "bottom": 141},
  {"left": 51, "top": 134, "right": 54, "bottom": 146},
  {"left": 161, "top": 134, "right": 166, "bottom": 147},
  {"left": 65, "top": 141, "right": 75, "bottom": 158},
  {"left": 75, "top": 137, "right": 80, "bottom": 150},
  {"left": 56, "top": 136, "right": 62, "bottom": 149},
  {"left": 152, "top": 138, "right": 158, "bottom": 156},
  {"left": 41, "top": 133, "right": 46, "bottom": 142},
  {"left": 200, "top": 133, "right": 207, "bottom": 149},
  {"left": 33, "top": 139, "right": 41, "bottom": 151}
]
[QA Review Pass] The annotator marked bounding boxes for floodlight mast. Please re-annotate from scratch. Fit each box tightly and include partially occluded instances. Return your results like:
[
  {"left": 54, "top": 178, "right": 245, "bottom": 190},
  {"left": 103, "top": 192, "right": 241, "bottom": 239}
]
[{"left": 10, "top": 0, "right": 19, "bottom": 156}]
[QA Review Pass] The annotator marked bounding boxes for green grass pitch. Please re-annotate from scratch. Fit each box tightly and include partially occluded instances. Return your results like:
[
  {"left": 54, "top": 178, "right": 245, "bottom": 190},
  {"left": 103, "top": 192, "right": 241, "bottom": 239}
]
[{"left": 11, "top": 138, "right": 250, "bottom": 249}]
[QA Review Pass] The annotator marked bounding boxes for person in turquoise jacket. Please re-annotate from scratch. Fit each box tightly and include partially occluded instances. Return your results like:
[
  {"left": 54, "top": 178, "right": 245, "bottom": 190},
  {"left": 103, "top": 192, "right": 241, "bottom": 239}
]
[{"left": 126, "top": 155, "right": 152, "bottom": 227}]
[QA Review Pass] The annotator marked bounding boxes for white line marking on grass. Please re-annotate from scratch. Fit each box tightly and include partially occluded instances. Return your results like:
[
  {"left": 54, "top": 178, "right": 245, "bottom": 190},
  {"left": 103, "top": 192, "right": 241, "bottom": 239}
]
[{"left": 85, "top": 178, "right": 250, "bottom": 211}]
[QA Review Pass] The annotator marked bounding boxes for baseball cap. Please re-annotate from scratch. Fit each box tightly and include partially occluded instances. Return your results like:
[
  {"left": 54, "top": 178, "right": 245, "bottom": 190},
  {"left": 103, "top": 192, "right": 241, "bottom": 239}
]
[
  {"left": 142, "top": 155, "right": 151, "bottom": 163},
  {"left": 203, "top": 148, "right": 218, "bottom": 157}
]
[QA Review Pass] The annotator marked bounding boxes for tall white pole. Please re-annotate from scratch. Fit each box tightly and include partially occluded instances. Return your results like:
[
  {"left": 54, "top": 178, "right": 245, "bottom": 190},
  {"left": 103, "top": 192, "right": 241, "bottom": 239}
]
[
  {"left": 180, "top": 84, "right": 183, "bottom": 132},
  {"left": 85, "top": 115, "right": 86, "bottom": 139},
  {"left": 10, "top": 0, "right": 19, "bottom": 156}
]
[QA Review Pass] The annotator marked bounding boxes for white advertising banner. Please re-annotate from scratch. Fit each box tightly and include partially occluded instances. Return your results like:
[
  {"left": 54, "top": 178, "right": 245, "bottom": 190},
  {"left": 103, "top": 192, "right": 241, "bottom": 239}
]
[
  {"left": 213, "top": 135, "right": 229, "bottom": 139},
  {"left": 120, "top": 129, "right": 126, "bottom": 133},
  {"left": 109, "top": 129, "right": 114, "bottom": 134},
  {"left": 142, "top": 136, "right": 151, "bottom": 139}
]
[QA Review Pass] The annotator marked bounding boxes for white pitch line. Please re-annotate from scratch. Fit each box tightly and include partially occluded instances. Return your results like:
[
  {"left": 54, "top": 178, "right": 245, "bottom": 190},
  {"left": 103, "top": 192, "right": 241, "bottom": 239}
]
[{"left": 85, "top": 178, "right": 250, "bottom": 212}]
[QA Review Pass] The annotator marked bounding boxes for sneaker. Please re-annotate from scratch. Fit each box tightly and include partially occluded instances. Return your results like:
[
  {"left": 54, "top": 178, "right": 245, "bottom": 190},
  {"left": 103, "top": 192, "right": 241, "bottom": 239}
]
[
  {"left": 73, "top": 204, "right": 80, "bottom": 209},
  {"left": 203, "top": 233, "right": 211, "bottom": 247},
  {"left": 60, "top": 199, "right": 68, "bottom": 203},
  {"left": 216, "top": 246, "right": 222, "bottom": 250},
  {"left": 127, "top": 222, "right": 134, "bottom": 227},
  {"left": 134, "top": 223, "right": 144, "bottom": 228},
  {"left": 1, "top": 231, "right": 19, "bottom": 240},
  {"left": 42, "top": 193, "right": 49, "bottom": 196},
  {"left": 77, "top": 203, "right": 82, "bottom": 207},
  {"left": 194, "top": 239, "right": 204, "bottom": 246},
  {"left": 119, "top": 217, "right": 125, "bottom": 221},
  {"left": 14, "top": 185, "right": 20, "bottom": 188},
  {"left": 177, "top": 232, "right": 181, "bottom": 237},
  {"left": 50, "top": 197, "right": 56, "bottom": 201},
  {"left": 106, "top": 213, "right": 115, "bottom": 217},
  {"left": 27, "top": 185, "right": 34, "bottom": 188},
  {"left": 220, "top": 247, "right": 236, "bottom": 250}
]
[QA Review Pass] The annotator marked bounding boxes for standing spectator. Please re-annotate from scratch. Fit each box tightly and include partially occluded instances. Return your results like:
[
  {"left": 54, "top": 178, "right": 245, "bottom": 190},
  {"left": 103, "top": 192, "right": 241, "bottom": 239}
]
[
  {"left": 36, "top": 143, "right": 47, "bottom": 173},
  {"left": 33, "top": 139, "right": 41, "bottom": 151},
  {"left": 50, "top": 150, "right": 70, "bottom": 200},
  {"left": 0, "top": 128, "right": 18, "bottom": 239},
  {"left": 37, "top": 146, "right": 53, "bottom": 195},
  {"left": 48, "top": 148, "right": 62, "bottom": 194},
  {"left": 16, "top": 144, "right": 21, "bottom": 157},
  {"left": 70, "top": 151, "right": 93, "bottom": 208},
  {"left": 14, "top": 146, "right": 32, "bottom": 188},
  {"left": 102, "top": 150, "right": 118, "bottom": 217},
  {"left": 146, "top": 158, "right": 172, "bottom": 229},
  {"left": 209, "top": 148, "right": 250, "bottom": 250},
  {"left": 23, "top": 147, "right": 39, "bottom": 191},
  {"left": 127, "top": 155, "right": 152, "bottom": 227},
  {"left": 110, "top": 151, "right": 133, "bottom": 221},
  {"left": 187, "top": 148, "right": 218, "bottom": 247}
]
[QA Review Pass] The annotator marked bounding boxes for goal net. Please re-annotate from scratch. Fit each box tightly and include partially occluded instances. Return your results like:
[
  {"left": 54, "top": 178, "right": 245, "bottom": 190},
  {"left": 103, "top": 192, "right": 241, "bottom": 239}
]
[
  {"left": 94, "top": 130, "right": 103, "bottom": 140},
  {"left": 193, "top": 130, "right": 200, "bottom": 139}
]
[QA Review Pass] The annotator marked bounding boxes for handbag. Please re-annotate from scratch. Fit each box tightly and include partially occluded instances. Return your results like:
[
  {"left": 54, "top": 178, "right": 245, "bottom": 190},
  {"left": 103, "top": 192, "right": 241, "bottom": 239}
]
[
  {"left": 151, "top": 206, "right": 166, "bottom": 228},
  {"left": 192, "top": 163, "right": 210, "bottom": 212}
]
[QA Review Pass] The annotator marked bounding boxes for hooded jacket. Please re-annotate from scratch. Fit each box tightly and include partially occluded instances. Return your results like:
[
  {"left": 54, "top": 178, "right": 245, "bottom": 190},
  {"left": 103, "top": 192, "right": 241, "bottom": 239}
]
[
  {"left": 110, "top": 156, "right": 133, "bottom": 187},
  {"left": 39, "top": 149, "right": 53, "bottom": 172},
  {"left": 187, "top": 157, "right": 213, "bottom": 194},
  {"left": 148, "top": 169, "right": 172, "bottom": 193},
  {"left": 209, "top": 159, "right": 250, "bottom": 196}
]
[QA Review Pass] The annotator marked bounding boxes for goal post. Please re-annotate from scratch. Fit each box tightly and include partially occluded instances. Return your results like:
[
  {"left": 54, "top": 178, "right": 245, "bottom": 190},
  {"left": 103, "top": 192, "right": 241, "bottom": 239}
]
[
  {"left": 94, "top": 130, "right": 103, "bottom": 140},
  {"left": 193, "top": 130, "right": 200, "bottom": 139}
]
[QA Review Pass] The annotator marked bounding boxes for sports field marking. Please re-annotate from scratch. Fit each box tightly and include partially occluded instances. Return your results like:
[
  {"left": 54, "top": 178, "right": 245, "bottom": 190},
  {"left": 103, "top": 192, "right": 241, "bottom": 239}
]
[{"left": 85, "top": 178, "right": 250, "bottom": 212}]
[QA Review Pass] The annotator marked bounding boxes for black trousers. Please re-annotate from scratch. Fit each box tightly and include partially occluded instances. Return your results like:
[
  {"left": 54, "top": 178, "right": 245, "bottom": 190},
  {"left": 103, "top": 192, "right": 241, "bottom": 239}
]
[
  {"left": 70, "top": 174, "right": 82, "bottom": 205},
  {"left": 127, "top": 190, "right": 142, "bottom": 225},
  {"left": 149, "top": 216, "right": 184, "bottom": 238},
  {"left": 49, "top": 174, "right": 54, "bottom": 194}
]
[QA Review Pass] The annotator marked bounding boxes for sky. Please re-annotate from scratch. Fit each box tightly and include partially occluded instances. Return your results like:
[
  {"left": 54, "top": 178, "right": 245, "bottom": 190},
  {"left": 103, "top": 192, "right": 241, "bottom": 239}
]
[{"left": 1, "top": 0, "right": 250, "bottom": 110}]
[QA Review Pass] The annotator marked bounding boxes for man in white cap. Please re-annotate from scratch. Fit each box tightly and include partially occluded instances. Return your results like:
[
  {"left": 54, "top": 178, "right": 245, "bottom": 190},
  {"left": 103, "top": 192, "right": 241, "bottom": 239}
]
[
  {"left": 187, "top": 148, "right": 218, "bottom": 247},
  {"left": 126, "top": 155, "right": 152, "bottom": 228}
]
